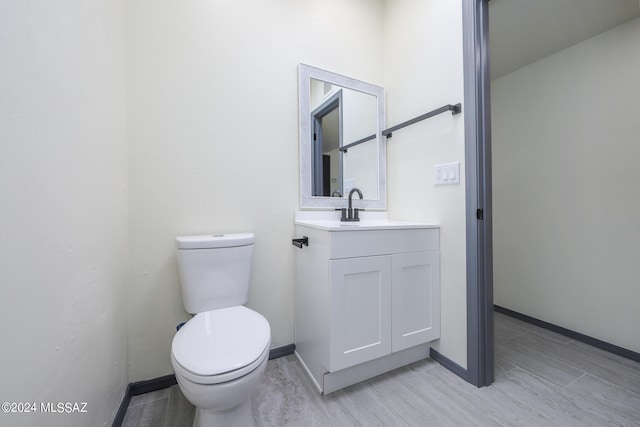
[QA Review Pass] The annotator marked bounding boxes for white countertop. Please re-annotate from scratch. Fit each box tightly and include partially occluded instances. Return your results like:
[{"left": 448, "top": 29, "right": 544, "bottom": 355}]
[{"left": 294, "top": 211, "right": 439, "bottom": 231}]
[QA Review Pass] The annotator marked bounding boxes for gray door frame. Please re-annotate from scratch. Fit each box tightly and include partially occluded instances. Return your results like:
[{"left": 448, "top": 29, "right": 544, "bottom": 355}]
[
  {"left": 311, "top": 90, "right": 343, "bottom": 197},
  {"left": 462, "top": 0, "right": 494, "bottom": 387}
]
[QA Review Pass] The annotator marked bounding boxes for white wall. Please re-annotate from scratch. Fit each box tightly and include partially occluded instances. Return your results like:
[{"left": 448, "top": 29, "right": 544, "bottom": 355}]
[
  {"left": 492, "top": 18, "right": 640, "bottom": 352},
  {"left": 384, "top": 0, "right": 468, "bottom": 368},
  {"left": 0, "top": 1, "right": 472, "bottom": 418},
  {"left": 127, "top": 0, "right": 384, "bottom": 381},
  {"left": 0, "top": 1, "right": 129, "bottom": 425}
]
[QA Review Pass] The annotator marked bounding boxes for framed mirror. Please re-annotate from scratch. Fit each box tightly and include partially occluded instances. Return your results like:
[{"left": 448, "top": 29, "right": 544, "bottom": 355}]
[{"left": 299, "top": 64, "right": 386, "bottom": 209}]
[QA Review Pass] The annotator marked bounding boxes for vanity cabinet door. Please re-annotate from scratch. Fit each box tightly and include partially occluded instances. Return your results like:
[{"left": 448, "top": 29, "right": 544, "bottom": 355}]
[
  {"left": 329, "top": 255, "right": 392, "bottom": 372},
  {"left": 391, "top": 251, "right": 440, "bottom": 352}
]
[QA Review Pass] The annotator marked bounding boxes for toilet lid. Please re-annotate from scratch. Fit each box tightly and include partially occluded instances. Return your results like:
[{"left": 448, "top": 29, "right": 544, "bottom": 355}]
[{"left": 171, "top": 306, "right": 271, "bottom": 377}]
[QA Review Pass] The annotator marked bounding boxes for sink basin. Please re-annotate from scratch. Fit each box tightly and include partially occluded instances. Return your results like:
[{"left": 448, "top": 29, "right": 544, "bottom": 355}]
[{"left": 294, "top": 211, "right": 438, "bottom": 231}]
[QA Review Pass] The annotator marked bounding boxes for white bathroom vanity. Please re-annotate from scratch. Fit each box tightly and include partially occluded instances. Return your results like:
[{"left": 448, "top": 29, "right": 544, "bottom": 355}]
[{"left": 293, "top": 211, "right": 440, "bottom": 394}]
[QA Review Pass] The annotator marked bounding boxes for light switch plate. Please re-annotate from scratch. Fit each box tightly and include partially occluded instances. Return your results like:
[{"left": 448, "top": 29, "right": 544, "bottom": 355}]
[{"left": 434, "top": 162, "right": 460, "bottom": 185}]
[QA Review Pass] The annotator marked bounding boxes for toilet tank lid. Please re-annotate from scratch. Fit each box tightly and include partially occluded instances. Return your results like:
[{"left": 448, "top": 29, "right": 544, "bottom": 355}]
[{"left": 176, "top": 233, "right": 254, "bottom": 249}]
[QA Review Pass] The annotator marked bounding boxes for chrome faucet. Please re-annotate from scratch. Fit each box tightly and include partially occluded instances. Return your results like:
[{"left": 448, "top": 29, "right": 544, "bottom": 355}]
[{"left": 336, "top": 188, "right": 364, "bottom": 222}]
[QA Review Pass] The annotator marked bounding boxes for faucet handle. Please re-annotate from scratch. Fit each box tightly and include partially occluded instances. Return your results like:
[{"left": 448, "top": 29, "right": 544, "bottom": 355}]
[
  {"left": 353, "top": 208, "right": 365, "bottom": 221},
  {"left": 335, "top": 208, "right": 347, "bottom": 222}
]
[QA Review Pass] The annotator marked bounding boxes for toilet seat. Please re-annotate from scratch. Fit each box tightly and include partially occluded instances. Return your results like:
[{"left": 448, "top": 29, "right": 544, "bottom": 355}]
[
  {"left": 171, "top": 306, "right": 271, "bottom": 385},
  {"left": 172, "top": 343, "right": 269, "bottom": 385}
]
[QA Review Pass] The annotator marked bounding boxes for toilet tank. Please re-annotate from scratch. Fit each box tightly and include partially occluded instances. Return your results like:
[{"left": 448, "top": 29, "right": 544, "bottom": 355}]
[{"left": 176, "top": 233, "right": 254, "bottom": 314}]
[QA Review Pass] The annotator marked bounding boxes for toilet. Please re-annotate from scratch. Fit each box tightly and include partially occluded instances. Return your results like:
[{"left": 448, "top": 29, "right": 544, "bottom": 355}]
[{"left": 171, "top": 233, "right": 271, "bottom": 427}]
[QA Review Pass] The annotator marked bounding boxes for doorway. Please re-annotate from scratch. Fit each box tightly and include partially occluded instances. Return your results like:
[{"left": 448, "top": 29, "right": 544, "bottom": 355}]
[
  {"left": 489, "top": 0, "right": 640, "bottom": 360},
  {"left": 464, "top": 0, "right": 640, "bottom": 388}
]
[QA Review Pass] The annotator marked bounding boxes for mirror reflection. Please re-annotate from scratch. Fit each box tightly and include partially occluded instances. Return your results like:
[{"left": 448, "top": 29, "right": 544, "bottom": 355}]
[
  {"left": 299, "top": 64, "right": 386, "bottom": 210},
  {"left": 310, "top": 79, "right": 378, "bottom": 198}
]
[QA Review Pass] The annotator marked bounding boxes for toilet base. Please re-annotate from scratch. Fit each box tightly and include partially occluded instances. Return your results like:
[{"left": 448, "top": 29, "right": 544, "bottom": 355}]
[{"left": 194, "top": 398, "right": 254, "bottom": 427}]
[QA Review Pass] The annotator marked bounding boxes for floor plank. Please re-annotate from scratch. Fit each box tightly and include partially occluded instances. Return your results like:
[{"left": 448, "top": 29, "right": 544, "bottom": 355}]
[{"left": 123, "top": 313, "right": 640, "bottom": 427}]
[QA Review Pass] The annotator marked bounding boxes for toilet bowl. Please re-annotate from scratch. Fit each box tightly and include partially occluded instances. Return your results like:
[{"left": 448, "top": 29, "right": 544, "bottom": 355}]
[{"left": 171, "top": 306, "right": 271, "bottom": 427}]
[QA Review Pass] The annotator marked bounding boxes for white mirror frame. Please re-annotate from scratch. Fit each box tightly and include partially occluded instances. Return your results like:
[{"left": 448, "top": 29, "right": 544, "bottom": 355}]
[{"left": 298, "top": 64, "right": 386, "bottom": 210}]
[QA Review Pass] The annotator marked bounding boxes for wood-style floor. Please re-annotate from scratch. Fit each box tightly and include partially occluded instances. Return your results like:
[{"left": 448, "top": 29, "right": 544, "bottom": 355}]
[{"left": 121, "top": 311, "right": 640, "bottom": 426}]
